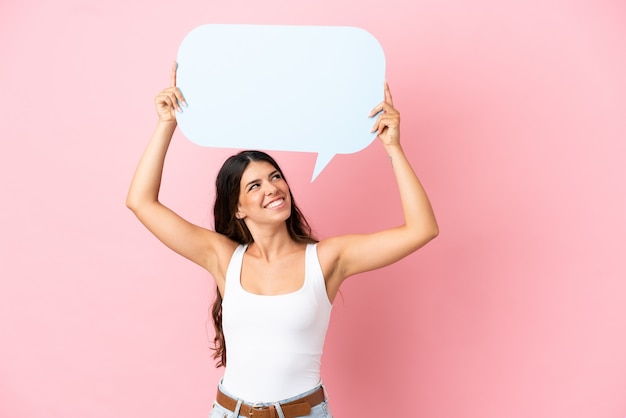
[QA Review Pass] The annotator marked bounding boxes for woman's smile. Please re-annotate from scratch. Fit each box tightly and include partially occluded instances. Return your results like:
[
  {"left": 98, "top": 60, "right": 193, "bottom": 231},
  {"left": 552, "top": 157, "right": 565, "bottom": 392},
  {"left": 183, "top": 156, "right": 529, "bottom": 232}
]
[{"left": 265, "top": 197, "right": 286, "bottom": 209}]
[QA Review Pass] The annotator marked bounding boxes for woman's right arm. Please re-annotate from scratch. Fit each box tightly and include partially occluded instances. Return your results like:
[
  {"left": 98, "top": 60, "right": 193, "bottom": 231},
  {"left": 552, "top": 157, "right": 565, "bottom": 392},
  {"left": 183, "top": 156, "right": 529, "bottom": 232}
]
[{"left": 126, "top": 63, "right": 235, "bottom": 277}]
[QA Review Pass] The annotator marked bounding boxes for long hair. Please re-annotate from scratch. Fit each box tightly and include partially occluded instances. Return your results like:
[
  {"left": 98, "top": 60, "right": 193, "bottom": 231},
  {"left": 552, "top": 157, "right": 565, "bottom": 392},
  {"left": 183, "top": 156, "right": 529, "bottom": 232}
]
[{"left": 211, "top": 150, "right": 317, "bottom": 367}]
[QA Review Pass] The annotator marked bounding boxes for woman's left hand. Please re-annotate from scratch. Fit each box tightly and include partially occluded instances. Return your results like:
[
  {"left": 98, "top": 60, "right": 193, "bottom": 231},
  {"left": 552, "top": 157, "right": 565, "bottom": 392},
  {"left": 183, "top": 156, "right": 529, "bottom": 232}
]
[{"left": 369, "top": 81, "right": 400, "bottom": 146}]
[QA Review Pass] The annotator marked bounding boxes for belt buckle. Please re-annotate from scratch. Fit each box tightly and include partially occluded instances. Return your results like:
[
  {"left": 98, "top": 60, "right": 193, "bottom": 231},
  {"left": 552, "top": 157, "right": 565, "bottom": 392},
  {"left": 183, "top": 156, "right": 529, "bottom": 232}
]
[{"left": 248, "top": 402, "right": 264, "bottom": 418}]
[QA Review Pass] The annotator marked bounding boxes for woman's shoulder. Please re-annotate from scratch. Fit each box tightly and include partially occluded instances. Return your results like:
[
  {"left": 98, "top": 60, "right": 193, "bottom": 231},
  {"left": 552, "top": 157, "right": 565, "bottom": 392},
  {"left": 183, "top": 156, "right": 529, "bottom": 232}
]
[
  {"left": 316, "top": 234, "right": 360, "bottom": 257},
  {"left": 314, "top": 236, "right": 347, "bottom": 274},
  {"left": 315, "top": 237, "right": 338, "bottom": 255},
  {"left": 315, "top": 234, "right": 366, "bottom": 279},
  {"left": 315, "top": 237, "right": 352, "bottom": 302},
  {"left": 214, "top": 236, "right": 244, "bottom": 263},
  {"left": 205, "top": 234, "right": 243, "bottom": 285}
]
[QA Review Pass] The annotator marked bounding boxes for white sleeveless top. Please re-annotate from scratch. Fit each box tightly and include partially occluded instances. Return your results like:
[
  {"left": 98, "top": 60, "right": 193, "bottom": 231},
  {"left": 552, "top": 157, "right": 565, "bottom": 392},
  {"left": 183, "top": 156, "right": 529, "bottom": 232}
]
[{"left": 220, "top": 243, "right": 332, "bottom": 402}]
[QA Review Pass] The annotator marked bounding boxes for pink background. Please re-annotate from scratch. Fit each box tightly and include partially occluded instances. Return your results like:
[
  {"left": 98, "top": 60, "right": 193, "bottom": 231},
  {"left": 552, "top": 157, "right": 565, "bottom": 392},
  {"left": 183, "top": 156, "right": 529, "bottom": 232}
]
[{"left": 1, "top": 0, "right": 625, "bottom": 417}]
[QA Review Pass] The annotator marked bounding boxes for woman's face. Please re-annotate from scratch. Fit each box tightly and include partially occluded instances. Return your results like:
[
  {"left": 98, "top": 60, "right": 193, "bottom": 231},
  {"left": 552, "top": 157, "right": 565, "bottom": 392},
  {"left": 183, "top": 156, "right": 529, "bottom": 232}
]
[{"left": 236, "top": 160, "right": 292, "bottom": 225}]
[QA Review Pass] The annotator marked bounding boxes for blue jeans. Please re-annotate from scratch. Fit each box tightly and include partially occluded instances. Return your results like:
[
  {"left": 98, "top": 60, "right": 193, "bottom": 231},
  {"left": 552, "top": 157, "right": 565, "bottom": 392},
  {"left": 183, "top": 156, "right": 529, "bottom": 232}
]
[{"left": 209, "top": 382, "right": 333, "bottom": 418}]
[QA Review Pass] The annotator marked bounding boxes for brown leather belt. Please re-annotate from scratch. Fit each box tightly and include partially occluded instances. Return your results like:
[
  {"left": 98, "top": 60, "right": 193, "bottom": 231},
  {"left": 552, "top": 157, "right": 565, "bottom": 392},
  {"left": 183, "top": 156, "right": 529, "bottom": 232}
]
[{"left": 215, "top": 386, "right": 325, "bottom": 418}]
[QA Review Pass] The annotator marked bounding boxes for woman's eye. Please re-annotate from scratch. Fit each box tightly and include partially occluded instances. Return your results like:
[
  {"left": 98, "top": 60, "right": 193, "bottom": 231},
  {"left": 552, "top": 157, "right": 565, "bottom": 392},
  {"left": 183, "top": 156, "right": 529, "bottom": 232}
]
[{"left": 272, "top": 173, "right": 282, "bottom": 180}]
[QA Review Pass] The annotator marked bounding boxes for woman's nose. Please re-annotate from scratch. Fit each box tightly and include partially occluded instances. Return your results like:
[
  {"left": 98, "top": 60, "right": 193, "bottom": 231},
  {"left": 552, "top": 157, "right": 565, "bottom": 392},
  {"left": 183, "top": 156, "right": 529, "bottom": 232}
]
[{"left": 264, "top": 183, "right": 277, "bottom": 195}]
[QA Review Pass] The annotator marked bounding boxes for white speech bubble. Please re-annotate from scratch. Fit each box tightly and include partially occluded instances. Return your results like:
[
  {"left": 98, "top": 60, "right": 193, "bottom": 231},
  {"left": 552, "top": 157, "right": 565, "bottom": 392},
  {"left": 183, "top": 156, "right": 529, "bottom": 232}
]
[{"left": 176, "top": 24, "right": 385, "bottom": 181}]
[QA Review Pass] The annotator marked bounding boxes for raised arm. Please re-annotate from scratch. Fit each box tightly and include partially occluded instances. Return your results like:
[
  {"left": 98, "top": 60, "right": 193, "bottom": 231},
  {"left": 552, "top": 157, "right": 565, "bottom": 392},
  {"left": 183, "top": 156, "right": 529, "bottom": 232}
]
[
  {"left": 126, "top": 63, "right": 235, "bottom": 282},
  {"left": 319, "top": 82, "right": 438, "bottom": 298}
]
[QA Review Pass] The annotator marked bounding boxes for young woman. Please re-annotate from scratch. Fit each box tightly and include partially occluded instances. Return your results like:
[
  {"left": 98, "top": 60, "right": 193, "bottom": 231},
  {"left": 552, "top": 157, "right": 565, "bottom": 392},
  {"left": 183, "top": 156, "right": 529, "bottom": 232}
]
[{"left": 127, "top": 63, "right": 438, "bottom": 418}]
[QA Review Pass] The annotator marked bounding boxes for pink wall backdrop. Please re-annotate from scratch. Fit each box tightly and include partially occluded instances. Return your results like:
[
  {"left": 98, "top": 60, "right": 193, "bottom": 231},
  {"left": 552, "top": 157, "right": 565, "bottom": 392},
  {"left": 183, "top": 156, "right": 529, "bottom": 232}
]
[{"left": 1, "top": 0, "right": 625, "bottom": 417}]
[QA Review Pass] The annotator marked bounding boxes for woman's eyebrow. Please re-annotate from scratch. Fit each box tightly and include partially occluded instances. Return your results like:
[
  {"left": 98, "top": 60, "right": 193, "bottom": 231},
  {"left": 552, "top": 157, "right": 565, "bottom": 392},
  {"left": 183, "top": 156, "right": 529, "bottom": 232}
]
[
  {"left": 245, "top": 178, "right": 261, "bottom": 189},
  {"left": 245, "top": 170, "right": 280, "bottom": 189}
]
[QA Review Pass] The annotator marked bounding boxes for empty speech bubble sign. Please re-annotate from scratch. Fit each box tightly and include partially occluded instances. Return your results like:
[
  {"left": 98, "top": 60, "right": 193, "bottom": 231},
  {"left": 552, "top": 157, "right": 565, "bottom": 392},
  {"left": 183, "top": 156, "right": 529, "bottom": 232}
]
[{"left": 176, "top": 24, "right": 386, "bottom": 181}]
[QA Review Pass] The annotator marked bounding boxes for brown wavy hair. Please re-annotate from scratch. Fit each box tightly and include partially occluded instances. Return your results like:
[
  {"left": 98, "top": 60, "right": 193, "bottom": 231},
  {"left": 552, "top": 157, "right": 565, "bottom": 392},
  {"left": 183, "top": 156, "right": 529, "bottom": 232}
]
[{"left": 211, "top": 150, "right": 317, "bottom": 367}]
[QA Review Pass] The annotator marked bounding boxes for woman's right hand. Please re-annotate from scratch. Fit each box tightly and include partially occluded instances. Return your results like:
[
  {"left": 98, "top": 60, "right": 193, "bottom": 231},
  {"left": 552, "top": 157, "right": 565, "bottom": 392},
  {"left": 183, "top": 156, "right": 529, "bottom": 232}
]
[{"left": 154, "top": 61, "right": 186, "bottom": 123}]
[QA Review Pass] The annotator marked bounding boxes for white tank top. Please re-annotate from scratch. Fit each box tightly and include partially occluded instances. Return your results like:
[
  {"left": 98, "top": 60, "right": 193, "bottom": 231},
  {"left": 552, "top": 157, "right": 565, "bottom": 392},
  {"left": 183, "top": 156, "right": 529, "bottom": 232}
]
[{"left": 220, "top": 243, "right": 332, "bottom": 402}]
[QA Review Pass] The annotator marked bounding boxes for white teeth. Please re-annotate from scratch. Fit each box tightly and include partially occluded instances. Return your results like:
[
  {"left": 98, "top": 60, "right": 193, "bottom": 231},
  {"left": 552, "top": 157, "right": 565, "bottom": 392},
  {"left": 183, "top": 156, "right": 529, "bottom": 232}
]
[{"left": 266, "top": 199, "right": 284, "bottom": 209}]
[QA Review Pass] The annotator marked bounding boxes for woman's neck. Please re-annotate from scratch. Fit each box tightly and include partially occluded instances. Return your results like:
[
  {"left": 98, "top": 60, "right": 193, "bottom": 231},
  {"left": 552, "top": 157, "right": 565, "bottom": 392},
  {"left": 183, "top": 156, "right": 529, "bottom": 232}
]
[{"left": 246, "top": 225, "right": 301, "bottom": 262}]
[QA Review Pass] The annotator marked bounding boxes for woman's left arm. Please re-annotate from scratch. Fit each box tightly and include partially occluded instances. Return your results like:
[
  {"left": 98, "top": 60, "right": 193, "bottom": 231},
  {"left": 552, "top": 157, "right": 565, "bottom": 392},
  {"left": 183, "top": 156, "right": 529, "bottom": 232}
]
[{"left": 319, "top": 82, "right": 438, "bottom": 289}]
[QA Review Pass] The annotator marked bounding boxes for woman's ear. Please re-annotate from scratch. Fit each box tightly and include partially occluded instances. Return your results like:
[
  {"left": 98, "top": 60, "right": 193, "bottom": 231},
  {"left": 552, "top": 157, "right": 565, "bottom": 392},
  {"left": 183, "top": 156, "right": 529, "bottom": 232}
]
[{"left": 235, "top": 209, "right": 245, "bottom": 220}]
